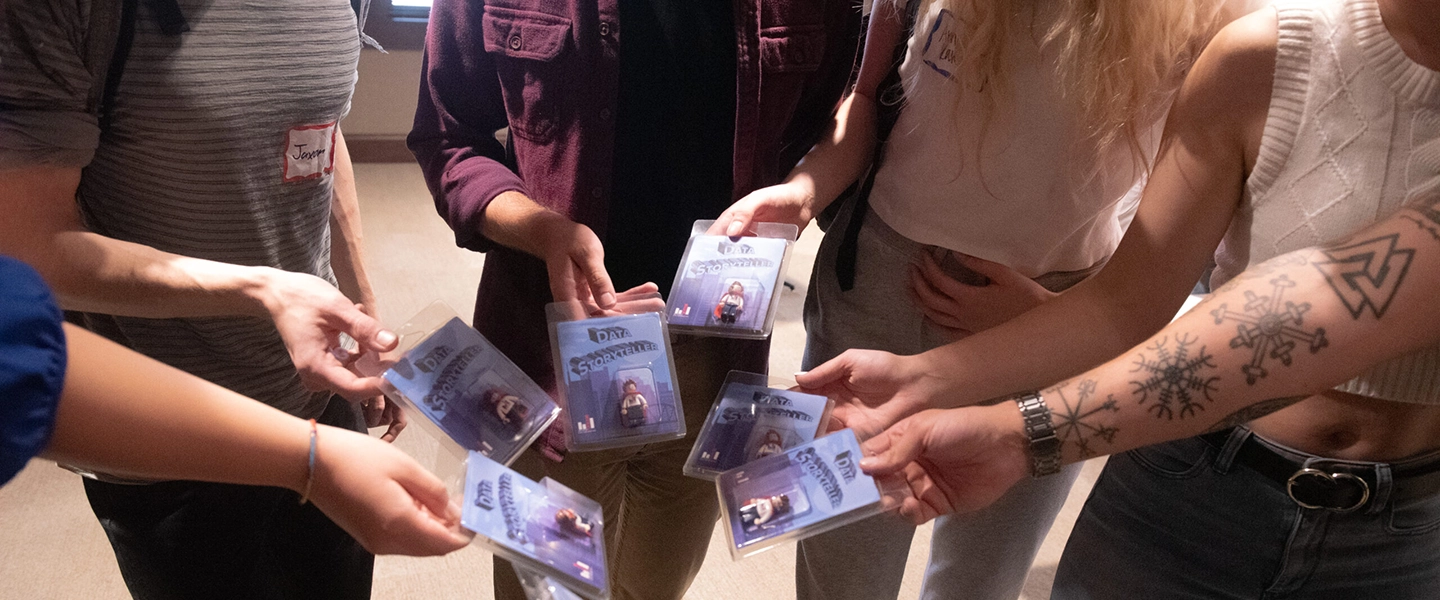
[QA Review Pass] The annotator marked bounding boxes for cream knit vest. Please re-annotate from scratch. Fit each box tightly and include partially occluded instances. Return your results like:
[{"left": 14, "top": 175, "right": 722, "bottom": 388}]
[{"left": 1212, "top": 0, "right": 1440, "bottom": 404}]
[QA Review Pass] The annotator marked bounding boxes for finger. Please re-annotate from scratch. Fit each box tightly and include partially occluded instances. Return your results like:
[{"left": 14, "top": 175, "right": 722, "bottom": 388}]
[
  {"left": 908, "top": 462, "right": 954, "bottom": 521},
  {"left": 312, "top": 362, "right": 387, "bottom": 400},
  {"left": 794, "top": 357, "right": 849, "bottom": 390},
  {"left": 335, "top": 304, "right": 399, "bottom": 354},
  {"left": 916, "top": 254, "right": 981, "bottom": 302},
  {"left": 909, "top": 266, "right": 969, "bottom": 321},
  {"left": 571, "top": 243, "right": 616, "bottom": 309},
  {"left": 363, "top": 397, "right": 384, "bottom": 428},
  {"left": 724, "top": 208, "right": 753, "bottom": 237},
  {"left": 953, "top": 252, "right": 1023, "bottom": 285},
  {"left": 380, "top": 403, "right": 407, "bottom": 443},
  {"left": 398, "top": 463, "right": 462, "bottom": 535},
  {"left": 858, "top": 424, "right": 923, "bottom": 477},
  {"left": 616, "top": 282, "right": 660, "bottom": 298}
]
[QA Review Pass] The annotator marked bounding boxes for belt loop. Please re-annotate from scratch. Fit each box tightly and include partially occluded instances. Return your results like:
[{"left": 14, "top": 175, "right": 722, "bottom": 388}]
[
  {"left": 1213, "top": 427, "right": 1251, "bottom": 474},
  {"left": 1366, "top": 463, "right": 1394, "bottom": 514}
]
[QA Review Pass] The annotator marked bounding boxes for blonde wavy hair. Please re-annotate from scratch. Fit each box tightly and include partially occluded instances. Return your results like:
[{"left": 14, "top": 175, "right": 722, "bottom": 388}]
[{"left": 901, "top": 0, "right": 1226, "bottom": 168}]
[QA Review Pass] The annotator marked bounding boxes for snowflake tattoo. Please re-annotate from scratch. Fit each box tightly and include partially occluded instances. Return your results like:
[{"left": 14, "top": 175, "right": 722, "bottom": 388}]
[
  {"left": 1052, "top": 379, "right": 1120, "bottom": 458},
  {"left": 1130, "top": 334, "right": 1220, "bottom": 420},
  {"left": 1209, "top": 275, "right": 1329, "bottom": 384}
]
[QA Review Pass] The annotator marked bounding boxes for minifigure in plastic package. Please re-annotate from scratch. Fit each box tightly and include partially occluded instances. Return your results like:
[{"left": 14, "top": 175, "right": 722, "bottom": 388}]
[
  {"left": 463, "top": 453, "right": 608, "bottom": 599},
  {"left": 618, "top": 380, "right": 648, "bottom": 428},
  {"left": 549, "top": 310, "right": 684, "bottom": 450},
  {"left": 666, "top": 225, "right": 794, "bottom": 338},
  {"left": 382, "top": 315, "right": 559, "bottom": 466},
  {"left": 684, "top": 374, "right": 832, "bottom": 480},
  {"left": 714, "top": 281, "right": 746, "bottom": 324},
  {"left": 717, "top": 430, "right": 890, "bottom": 559}
]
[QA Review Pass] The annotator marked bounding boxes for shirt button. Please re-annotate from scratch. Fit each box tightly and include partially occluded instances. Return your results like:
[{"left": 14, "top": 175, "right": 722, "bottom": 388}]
[
  {"left": 599, "top": 108, "right": 612, "bottom": 121},
  {"left": 509, "top": 35, "right": 522, "bottom": 50},
  {"left": 591, "top": 187, "right": 604, "bottom": 199},
  {"left": 599, "top": 22, "right": 610, "bottom": 37}
]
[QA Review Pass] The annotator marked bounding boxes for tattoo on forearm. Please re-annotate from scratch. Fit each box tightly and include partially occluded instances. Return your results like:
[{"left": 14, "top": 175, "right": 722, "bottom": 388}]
[
  {"left": 1210, "top": 274, "right": 1329, "bottom": 384},
  {"left": 1130, "top": 334, "right": 1220, "bottom": 419},
  {"left": 1050, "top": 379, "right": 1120, "bottom": 458},
  {"left": 1313, "top": 233, "right": 1414, "bottom": 319},
  {"left": 1203, "top": 396, "right": 1306, "bottom": 433}
]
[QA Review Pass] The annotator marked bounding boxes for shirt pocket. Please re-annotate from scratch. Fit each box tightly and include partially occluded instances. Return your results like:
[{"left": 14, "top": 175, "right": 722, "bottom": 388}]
[{"left": 482, "top": 6, "right": 573, "bottom": 142}]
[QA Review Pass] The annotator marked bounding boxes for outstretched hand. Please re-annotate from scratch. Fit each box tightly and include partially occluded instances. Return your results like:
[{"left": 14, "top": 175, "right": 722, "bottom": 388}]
[
  {"left": 797, "top": 349, "right": 946, "bottom": 442},
  {"left": 709, "top": 182, "right": 815, "bottom": 237},
  {"left": 262, "top": 270, "right": 399, "bottom": 401},
  {"left": 310, "top": 427, "right": 473, "bottom": 556},
  {"left": 910, "top": 250, "right": 1055, "bottom": 339},
  {"left": 860, "top": 406, "right": 1030, "bottom": 525}
]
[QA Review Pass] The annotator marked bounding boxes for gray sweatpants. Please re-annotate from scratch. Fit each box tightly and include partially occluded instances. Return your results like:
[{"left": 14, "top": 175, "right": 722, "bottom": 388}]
[{"left": 796, "top": 204, "right": 1088, "bottom": 600}]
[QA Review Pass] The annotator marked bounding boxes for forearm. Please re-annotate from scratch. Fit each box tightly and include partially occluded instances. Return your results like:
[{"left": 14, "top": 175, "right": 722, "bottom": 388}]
[
  {"left": 328, "top": 129, "right": 379, "bottom": 311},
  {"left": 1042, "top": 200, "right": 1440, "bottom": 464},
  {"left": 780, "top": 92, "right": 879, "bottom": 218},
  {"left": 44, "top": 324, "right": 312, "bottom": 490}
]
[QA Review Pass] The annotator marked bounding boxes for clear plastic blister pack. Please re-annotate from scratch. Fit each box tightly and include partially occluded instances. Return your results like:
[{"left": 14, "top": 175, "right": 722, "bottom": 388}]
[
  {"left": 371, "top": 302, "right": 559, "bottom": 469},
  {"left": 515, "top": 565, "right": 586, "bottom": 600},
  {"left": 665, "top": 220, "right": 798, "bottom": 339},
  {"left": 462, "top": 453, "right": 609, "bottom": 600},
  {"left": 684, "top": 371, "right": 833, "bottom": 481},
  {"left": 547, "top": 303, "right": 685, "bottom": 451},
  {"left": 716, "top": 429, "right": 902, "bottom": 560}
]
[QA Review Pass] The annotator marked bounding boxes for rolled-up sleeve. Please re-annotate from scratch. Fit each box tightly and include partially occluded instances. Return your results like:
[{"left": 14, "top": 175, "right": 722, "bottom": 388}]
[
  {"left": 0, "top": 1, "right": 101, "bottom": 169},
  {"left": 407, "top": 0, "right": 528, "bottom": 253},
  {"left": 0, "top": 257, "right": 67, "bottom": 485}
]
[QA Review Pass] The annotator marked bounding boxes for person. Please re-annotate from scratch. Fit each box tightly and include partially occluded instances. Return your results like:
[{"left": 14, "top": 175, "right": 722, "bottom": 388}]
[
  {"left": 715, "top": 281, "right": 746, "bottom": 325},
  {"left": 860, "top": 191, "right": 1440, "bottom": 597},
  {"left": 798, "top": 0, "right": 1440, "bottom": 596},
  {"left": 0, "top": 255, "right": 472, "bottom": 558},
  {"left": 408, "top": 1, "right": 862, "bottom": 598},
  {"left": 712, "top": 0, "right": 1251, "bottom": 597},
  {"left": 754, "top": 429, "right": 786, "bottom": 458},
  {"left": 618, "top": 379, "right": 648, "bottom": 428},
  {"left": 0, "top": 1, "right": 402, "bottom": 597},
  {"left": 555, "top": 508, "right": 596, "bottom": 539},
  {"left": 741, "top": 494, "right": 793, "bottom": 529}
]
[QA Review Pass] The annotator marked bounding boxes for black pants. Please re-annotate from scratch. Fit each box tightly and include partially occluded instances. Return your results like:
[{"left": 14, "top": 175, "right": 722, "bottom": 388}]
[{"left": 84, "top": 396, "right": 373, "bottom": 600}]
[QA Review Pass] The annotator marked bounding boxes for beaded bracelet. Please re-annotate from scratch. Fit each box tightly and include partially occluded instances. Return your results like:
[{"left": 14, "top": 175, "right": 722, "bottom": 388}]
[{"left": 299, "top": 418, "right": 318, "bottom": 505}]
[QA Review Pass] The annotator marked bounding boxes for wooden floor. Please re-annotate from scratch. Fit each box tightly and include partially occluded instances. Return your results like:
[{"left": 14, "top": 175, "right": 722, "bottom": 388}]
[{"left": 0, "top": 163, "right": 1103, "bottom": 599}]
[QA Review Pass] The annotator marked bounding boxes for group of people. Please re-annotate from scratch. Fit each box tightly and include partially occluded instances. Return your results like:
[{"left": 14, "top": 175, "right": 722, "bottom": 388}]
[{"left": 2, "top": 0, "right": 1438, "bottom": 600}]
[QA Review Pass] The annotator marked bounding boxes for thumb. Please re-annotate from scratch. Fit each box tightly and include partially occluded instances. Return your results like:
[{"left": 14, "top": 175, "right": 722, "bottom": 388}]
[
  {"left": 397, "top": 462, "right": 456, "bottom": 527},
  {"left": 859, "top": 420, "right": 925, "bottom": 477},
  {"left": 339, "top": 304, "right": 398, "bottom": 353},
  {"left": 795, "top": 354, "right": 852, "bottom": 391},
  {"left": 572, "top": 245, "right": 617, "bottom": 309},
  {"left": 953, "top": 253, "right": 1026, "bottom": 286}
]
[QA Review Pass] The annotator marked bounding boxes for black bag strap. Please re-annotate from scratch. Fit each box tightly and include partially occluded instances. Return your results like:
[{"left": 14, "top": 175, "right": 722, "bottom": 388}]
[
  {"left": 98, "top": 0, "right": 189, "bottom": 132},
  {"left": 834, "top": 0, "right": 921, "bottom": 291}
]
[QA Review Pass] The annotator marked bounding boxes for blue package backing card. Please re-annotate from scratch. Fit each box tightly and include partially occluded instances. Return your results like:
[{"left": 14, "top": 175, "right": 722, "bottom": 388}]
[
  {"left": 383, "top": 317, "right": 557, "bottom": 462},
  {"left": 463, "top": 455, "right": 607, "bottom": 596},
  {"left": 691, "top": 383, "right": 829, "bottom": 476},
  {"left": 668, "top": 235, "right": 788, "bottom": 333},
  {"left": 719, "top": 430, "right": 883, "bottom": 553},
  {"left": 553, "top": 313, "right": 680, "bottom": 443}
]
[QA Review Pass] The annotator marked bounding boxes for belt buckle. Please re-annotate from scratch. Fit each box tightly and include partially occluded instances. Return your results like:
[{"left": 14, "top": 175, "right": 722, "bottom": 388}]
[{"left": 1286, "top": 468, "right": 1371, "bottom": 513}]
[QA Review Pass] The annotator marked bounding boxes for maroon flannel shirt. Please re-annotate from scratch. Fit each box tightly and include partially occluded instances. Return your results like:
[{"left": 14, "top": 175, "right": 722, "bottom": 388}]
[{"left": 408, "top": 0, "right": 861, "bottom": 454}]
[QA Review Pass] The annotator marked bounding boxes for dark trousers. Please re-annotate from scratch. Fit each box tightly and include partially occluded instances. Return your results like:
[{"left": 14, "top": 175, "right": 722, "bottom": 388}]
[{"left": 83, "top": 396, "right": 374, "bottom": 600}]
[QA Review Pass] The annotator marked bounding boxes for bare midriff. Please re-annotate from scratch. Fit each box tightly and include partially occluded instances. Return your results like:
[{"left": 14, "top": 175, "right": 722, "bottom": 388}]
[{"left": 1250, "top": 390, "right": 1440, "bottom": 462}]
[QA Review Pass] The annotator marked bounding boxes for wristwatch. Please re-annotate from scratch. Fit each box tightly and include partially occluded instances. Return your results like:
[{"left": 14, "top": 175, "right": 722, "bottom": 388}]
[{"left": 1016, "top": 391, "right": 1062, "bottom": 477}]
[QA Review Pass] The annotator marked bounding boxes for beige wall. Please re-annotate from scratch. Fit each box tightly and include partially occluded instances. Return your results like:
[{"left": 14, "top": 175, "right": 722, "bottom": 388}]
[{"left": 345, "top": 48, "right": 424, "bottom": 139}]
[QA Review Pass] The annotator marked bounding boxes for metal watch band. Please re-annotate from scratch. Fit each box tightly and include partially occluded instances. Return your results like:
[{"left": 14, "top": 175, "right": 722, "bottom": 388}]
[{"left": 1016, "top": 391, "right": 1062, "bottom": 477}]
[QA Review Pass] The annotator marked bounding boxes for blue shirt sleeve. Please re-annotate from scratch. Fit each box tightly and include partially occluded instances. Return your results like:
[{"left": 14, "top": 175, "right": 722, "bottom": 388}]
[{"left": 0, "top": 256, "right": 66, "bottom": 485}]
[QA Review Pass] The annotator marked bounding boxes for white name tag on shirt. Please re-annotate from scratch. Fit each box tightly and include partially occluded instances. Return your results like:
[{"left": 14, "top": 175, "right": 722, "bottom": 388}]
[{"left": 283, "top": 121, "right": 338, "bottom": 182}]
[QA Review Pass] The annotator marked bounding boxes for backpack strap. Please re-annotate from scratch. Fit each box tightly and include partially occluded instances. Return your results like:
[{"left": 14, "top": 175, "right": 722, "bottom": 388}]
[{"left": 834, "top": 0, "right": 921, "bottom": 292}]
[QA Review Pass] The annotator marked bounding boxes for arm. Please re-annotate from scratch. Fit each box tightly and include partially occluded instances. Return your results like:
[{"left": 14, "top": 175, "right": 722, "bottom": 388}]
[
  {"left": 45, "top": 324, "right": 472, "bottom": 556},
  {"left": 861, "top": 194, "right": 1440, "bottom": 522},
  {"left": 798, "top": 10, "right": 1279, "bottom": 438},
  {"left": 407, "top": 0, "right": 615, "bottom": 307},
  {"left": 711, "top": 0, "right": 904, "bottom": 236}
]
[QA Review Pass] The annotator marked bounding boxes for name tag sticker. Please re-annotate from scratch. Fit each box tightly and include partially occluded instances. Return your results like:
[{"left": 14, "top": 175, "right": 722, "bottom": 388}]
[{"left": 282, "top": 121, "right": 338, "bottom": 182}]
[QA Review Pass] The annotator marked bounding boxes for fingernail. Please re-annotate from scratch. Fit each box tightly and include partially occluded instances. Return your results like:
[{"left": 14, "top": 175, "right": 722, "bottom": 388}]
[
  {"left": 376, "top": 330, "right": 397, "bottom": 346},
  {"left": 727, "top": 222, "right": 742, "bottom": 237},
  {"left": 599, "top": 292, "right": 616, "bottom": 306},
  {"left": 859, "top": 457, "right": 878, "bottom": 469}
]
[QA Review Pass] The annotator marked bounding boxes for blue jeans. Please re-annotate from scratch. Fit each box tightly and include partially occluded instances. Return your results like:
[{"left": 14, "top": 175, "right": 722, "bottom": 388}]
[{"left": 1054, "top": 428, "right": 1440, "bottom": 599}]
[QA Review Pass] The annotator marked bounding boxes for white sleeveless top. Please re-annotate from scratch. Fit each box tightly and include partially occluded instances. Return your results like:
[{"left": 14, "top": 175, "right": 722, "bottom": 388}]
[
  {"left": 868, "top": 0, "right": 1158, "bottom": 278},
  {"left": 1213, "top": 0, "right": 1440, "bottom": 404}
]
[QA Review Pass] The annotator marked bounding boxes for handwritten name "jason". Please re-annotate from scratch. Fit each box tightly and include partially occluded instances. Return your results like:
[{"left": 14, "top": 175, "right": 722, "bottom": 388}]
[{"left": 291, "top": 143, "right": 327, "bottom": 161}]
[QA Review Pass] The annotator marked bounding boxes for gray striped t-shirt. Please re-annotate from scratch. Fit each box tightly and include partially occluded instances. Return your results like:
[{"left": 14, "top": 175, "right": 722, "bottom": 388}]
[{"left": 1, "top": 0, "right": 364, "bottom": 418}]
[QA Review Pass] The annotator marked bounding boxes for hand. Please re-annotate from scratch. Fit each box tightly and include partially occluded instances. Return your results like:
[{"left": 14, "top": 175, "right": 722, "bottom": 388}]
[
  {"left": 910, "top": 250, "right": 1055, "bottom": 339},
  {"left": 578, "top": 282, "right": 666, "bottom": 317},
  {"left": 860, "top": 406, "right": 1030, "bottom": 525},
  {"left": 362, "top": 396, "right": 407, "bottom": 443},
  {"left": 533, "top": 213, "right": 617, "bottom": 309},
  {"left": 796, "top": 350, "right": 946, "bottom": 441},
  {"left": 258, "top": 269, "right": 399, "bottom": 401},
  {"left": 709, "top": 181, "right": 815, "bottom": 237},
  {"left": 309, "top": 426, "right": 473, "bottom": 556}
]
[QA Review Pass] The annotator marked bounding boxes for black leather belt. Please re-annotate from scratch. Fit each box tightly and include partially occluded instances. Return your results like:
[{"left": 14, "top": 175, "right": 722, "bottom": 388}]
[{"left": 1202, "top": 429, "right": 1440, "bottom": 513}]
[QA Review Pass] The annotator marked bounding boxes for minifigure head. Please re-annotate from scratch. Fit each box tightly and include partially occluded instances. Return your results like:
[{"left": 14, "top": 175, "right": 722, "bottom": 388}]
[
  {"left": 763, "top": 430, "right": 783, "bottom": 446},
  {"left": 556, "top": 508, "right": 577, "bottom": 525},
  {"left": 728, "top": 281, "right": 744, "bottom": 294},
  {"left": 485, "top": 390, "right": 520, "bottom": 421},
  {"left": 770, "top": 494, "right": 791, "bottom": 513},
  {"left": 622, "top": 380, "right": 638, "bottom": 393}
]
